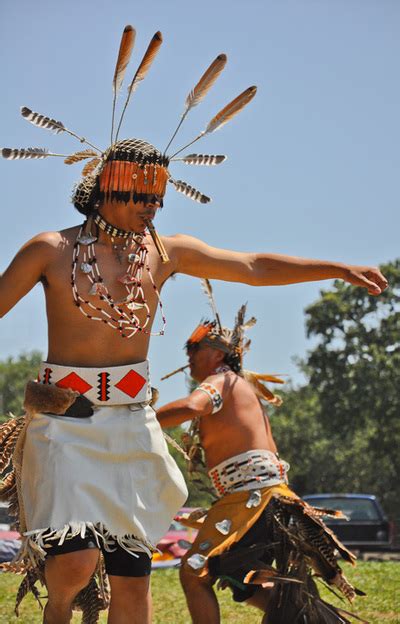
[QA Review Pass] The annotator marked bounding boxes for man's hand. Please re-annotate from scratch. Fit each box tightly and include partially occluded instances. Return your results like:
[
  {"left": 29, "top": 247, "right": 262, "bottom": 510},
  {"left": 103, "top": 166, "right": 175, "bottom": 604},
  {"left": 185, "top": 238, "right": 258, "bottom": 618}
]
[{"left": 342, "top": 265, "right": 388, "bottom": 295}]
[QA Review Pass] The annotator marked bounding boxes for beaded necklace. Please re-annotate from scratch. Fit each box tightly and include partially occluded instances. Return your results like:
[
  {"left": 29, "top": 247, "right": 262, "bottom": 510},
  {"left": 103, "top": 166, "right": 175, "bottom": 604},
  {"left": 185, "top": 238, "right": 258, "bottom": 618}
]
[{"left": 71, "top": 215, "right": 166, "bottom": 339}]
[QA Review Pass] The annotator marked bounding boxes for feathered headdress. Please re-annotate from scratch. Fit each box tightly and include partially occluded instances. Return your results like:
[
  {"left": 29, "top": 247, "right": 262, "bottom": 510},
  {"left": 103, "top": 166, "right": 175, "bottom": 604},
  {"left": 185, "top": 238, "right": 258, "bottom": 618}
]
[
  {"left": 165, "top": 279, "right": 285, "bottom": 406},
  {"left": 1, "top": 25, "right": 257, "bottom": 215}
]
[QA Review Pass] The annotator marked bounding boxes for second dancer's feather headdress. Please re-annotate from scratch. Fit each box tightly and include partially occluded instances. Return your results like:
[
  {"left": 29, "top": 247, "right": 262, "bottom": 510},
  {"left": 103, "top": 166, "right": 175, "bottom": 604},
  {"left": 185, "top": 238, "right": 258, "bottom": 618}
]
[
  {"left": 1, "top": 25, "right": 257, "bottom": 215},
  {"left": 164, "top": 279, "right": 285, "bottom": 406}
]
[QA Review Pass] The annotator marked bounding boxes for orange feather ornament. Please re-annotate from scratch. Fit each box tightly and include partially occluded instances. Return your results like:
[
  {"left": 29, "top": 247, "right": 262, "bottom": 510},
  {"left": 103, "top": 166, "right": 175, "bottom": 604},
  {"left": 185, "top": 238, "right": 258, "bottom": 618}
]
[
  {"left": 185, "top": 54, "right": 227, "bottom": 112},
  {"left": 115, "top": 32, "right": 163, "bottom": 141},
  {"left": 205, "top": 86, "right": 257, "bottom": 134},
  {"left": 113, "top": 25, "right": 136, "bottom": 95},
  {"left": 111, "top": 25, "right": 136, "bottom": 143}
]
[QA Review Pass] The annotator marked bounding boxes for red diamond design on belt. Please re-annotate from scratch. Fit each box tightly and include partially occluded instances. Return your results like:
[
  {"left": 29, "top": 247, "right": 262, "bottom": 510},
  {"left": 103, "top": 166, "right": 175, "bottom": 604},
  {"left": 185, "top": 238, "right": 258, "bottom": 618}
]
[
  {"left": 56, "top": 372, "right": 93, "bottom": 395},
  {"left": 115, "top": 370, "right": 146, "bottom": 398}
]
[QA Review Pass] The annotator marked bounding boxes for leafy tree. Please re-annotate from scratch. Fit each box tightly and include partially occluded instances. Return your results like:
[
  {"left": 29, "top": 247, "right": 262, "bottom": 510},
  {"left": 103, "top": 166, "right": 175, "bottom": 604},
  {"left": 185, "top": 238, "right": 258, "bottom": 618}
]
[
  {"left": 0, "top": 351, "right": 43, "bottom": 422},
  {"left": 271, "top": 260, "right": 400, "bottom": 520}
]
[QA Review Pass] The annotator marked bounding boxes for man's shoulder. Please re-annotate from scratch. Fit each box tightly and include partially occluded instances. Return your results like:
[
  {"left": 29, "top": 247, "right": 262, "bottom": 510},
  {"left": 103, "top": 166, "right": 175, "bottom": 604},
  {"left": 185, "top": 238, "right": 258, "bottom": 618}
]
[
  {"left": 161, "top": 233, "right": 205, "bottom": 250},
  {"left": 20, "top": 226, "right": 80, "bottom": 258},
  {"left": 201, "top": 370, "right": 238, "bottom": 390},
  {"left": 27, "top": 226, "right": 80, "bottom": 246}
]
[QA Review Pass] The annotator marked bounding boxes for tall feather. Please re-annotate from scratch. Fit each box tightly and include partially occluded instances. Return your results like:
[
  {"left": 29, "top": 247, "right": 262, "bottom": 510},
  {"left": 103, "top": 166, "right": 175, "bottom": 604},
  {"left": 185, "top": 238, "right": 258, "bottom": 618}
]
[
  {"left": 164, "top": 54, "right": 227, "bottom": 153},
  {"left": 20, "top": 107, "right": 101, "bottom": 152},
  {"left": 115, "top": 31, "right": 163, "bottom": 141},
  {"left": 170, "top": 179, "right": 211, "bottom": 203},
  {"left": 231, "top": 303, "right": 247, "bottom": 350},
  {"left": 205, "top": 85, "right": 257, "bottom": 134},
  {"left": 201, "top": 279, "right": 222, "bottom": 332},
  {"left": 111, "top": 25, "right": 136, "bottom": 143},
  {"left": 170, "top": 86, "right": 257, "bottom": 158},
  {"left": 185, "top": 54, "right": 227, "bottom": 111},
  {"left": 172, "top": 153, "right": 226, "bottom": 166},
  {"left": 1, "top": 147, "right": 66, "bottom": 160}
]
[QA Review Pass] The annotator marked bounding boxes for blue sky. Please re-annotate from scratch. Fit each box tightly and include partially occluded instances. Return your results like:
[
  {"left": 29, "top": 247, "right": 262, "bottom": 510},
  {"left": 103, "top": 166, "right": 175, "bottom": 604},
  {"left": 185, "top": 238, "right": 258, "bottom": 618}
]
[{"left": 1, "top": 0, "right": 399, "bottom": 405}]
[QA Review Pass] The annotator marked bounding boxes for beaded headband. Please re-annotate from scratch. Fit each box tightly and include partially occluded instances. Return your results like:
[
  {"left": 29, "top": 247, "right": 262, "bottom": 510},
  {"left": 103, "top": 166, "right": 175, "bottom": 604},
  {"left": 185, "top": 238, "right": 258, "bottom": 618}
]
[{"left": 1, "top": 25, "right": 257, "bottom": 215}]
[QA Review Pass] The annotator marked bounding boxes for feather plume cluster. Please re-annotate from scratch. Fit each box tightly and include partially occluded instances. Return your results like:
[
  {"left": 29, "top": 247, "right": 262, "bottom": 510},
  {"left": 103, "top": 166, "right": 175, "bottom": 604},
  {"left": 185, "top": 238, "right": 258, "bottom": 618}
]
[
  {"left": 2, "top": 25, "right": 257, "bottom": 208},
  {"left": 64, "top": 149, "right": 99, "bottom": 165},
  {"left": 204, "top": 493, "right": 365, "bottom": 623},
  {"left": 0, "top": 416, "right": 25, "bottom": 476},
  {"left": 82, "top": 158, "right": 101, "bottom": 177}
]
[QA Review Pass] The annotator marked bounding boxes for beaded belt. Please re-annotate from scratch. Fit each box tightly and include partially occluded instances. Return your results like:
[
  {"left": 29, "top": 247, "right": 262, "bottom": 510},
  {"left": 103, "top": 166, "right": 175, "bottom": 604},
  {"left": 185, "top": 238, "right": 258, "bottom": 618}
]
[
  {"left": 208, "top": 449, "right": 290, "bottom": 498},
  {"left": 38, "top": 361, "right": 151, "bottom": 406}
]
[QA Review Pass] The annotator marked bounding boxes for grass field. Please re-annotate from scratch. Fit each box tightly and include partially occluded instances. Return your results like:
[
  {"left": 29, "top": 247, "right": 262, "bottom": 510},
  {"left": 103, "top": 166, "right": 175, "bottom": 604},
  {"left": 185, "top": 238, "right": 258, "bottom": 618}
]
[{"left": 0, "top": 562, "right": 399, "bottom": 623}]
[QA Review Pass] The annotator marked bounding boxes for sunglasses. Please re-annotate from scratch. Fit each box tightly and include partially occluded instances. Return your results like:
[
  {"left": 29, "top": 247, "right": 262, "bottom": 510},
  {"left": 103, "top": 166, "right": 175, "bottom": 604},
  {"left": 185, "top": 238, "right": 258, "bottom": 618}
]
[{"left": 185, "top": 342, "right": 202, "bottom": 355}]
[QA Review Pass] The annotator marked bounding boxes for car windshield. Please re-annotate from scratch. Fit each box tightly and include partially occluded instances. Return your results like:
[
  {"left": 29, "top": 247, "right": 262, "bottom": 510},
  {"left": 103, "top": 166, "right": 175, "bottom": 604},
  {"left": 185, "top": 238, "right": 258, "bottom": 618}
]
[{"left": 308, "top": 497, "right": 380, "bottom": 521}]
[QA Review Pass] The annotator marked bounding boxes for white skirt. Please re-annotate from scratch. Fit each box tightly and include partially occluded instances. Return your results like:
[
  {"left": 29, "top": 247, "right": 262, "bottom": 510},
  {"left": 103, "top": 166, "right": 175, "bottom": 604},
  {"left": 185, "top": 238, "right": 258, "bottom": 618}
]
[{"left": 21, "top": 397, "right": 188, "bottom": 557}]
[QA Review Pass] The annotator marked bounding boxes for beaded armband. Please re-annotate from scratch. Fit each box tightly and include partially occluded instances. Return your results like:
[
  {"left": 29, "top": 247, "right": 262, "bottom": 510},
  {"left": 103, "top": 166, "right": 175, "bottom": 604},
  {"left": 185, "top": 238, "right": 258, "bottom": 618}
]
[{"left": 196, "top": 382, "right": 223, "bottom": 414}]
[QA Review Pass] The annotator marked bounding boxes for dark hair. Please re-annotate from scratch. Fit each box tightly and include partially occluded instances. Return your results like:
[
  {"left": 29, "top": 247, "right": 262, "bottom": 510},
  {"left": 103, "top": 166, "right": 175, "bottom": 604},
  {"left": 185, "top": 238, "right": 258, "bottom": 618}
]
[{"left": 224, "top": 351, "right": 241, "bottom": 374}]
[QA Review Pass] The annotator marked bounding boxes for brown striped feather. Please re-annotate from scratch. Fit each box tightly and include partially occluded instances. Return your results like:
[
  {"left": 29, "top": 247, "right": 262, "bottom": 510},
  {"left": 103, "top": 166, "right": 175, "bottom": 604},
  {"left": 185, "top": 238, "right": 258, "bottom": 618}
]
[
  {"left": 205, "top": 85, "right": 257, "bottom": 134},
  {"left": 127, "top": 31, "right": 163, "bottom": 96},
  {"left": 113, "top": 25, "right": 136, "bottom": 94},
  {"left": 185, "top": 54, "right": 227, "bottom": 112}
]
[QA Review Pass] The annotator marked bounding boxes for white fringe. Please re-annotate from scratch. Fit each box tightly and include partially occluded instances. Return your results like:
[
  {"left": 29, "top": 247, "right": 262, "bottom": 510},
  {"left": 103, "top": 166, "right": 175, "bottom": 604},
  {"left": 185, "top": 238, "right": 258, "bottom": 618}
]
[{"left": 20, "top": 521, "right": 154, "bottom": 565}]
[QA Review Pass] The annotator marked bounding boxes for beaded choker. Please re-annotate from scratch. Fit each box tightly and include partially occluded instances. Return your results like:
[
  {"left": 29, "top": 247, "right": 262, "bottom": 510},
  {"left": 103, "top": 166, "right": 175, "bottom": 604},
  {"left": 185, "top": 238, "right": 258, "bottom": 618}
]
[
  {"left": 94, "top": 213, "right": 137, "bottom": 239},
  {"left": 71, "top": 218, "right": 166, "bottom": 339}
]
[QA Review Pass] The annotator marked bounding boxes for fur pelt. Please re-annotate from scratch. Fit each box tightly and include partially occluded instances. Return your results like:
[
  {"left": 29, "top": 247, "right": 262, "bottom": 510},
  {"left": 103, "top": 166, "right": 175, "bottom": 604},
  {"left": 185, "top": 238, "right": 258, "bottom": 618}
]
[{"left": 23, "top": 380, "right": 79, "bottom": 415}]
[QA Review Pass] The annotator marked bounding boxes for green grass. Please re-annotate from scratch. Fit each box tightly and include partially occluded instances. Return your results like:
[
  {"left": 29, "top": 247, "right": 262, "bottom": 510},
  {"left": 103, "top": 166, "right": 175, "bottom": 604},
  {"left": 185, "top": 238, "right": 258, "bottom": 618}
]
[{"left": 0, "top": 562, "right": 399, "bottom": 623}]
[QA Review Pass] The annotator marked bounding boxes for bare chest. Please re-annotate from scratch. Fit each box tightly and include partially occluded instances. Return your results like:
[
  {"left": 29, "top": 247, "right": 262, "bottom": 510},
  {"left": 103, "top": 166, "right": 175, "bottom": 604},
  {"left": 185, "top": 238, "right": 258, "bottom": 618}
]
[{"left": 42, "top": 231, "right": 169, "bottom": 362}]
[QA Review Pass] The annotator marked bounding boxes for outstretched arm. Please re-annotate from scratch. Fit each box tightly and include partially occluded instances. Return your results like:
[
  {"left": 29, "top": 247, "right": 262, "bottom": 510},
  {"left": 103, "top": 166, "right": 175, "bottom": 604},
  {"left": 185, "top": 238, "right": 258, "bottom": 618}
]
[
  {"left": 165, "top": 234, "right": 388, "bottom": 295},
  {"left": 156, "top": 392, "right": 212, "bottom": 429},
  {"left": 0, "top": 233, "right": 56, "bottom": 318},
  {"left": 156, "top": 378, "right": 223, "bottom": 428}
]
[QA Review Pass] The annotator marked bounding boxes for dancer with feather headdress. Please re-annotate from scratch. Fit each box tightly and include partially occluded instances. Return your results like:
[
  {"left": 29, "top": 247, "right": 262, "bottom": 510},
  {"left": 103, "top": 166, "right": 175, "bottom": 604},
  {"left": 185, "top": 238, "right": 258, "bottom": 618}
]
[
  {"left": 156, "top": 280, "right": 367, "bottom": 624},
  {"left": 0, "top": 22, "right": 387, "bottom": 624}
]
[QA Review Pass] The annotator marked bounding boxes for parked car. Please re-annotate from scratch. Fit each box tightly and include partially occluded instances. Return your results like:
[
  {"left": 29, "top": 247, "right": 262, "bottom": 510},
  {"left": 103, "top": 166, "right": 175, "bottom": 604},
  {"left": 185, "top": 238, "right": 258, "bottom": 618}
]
[
  {"left": 302, "top": 493, "right": 395, "bottom": 551},
  {"left": 0, "top": 502, "right": 20, "bottom": 563},
  {"left": 153, "top": 507, "right": 198, "bottom": 568}
]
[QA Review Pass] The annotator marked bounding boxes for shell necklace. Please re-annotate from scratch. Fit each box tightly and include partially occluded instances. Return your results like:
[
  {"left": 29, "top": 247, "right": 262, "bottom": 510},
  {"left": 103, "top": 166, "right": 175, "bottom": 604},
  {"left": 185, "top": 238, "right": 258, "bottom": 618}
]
[{"left": 71, "top": 214, "right": 166, "bottom": 338}]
